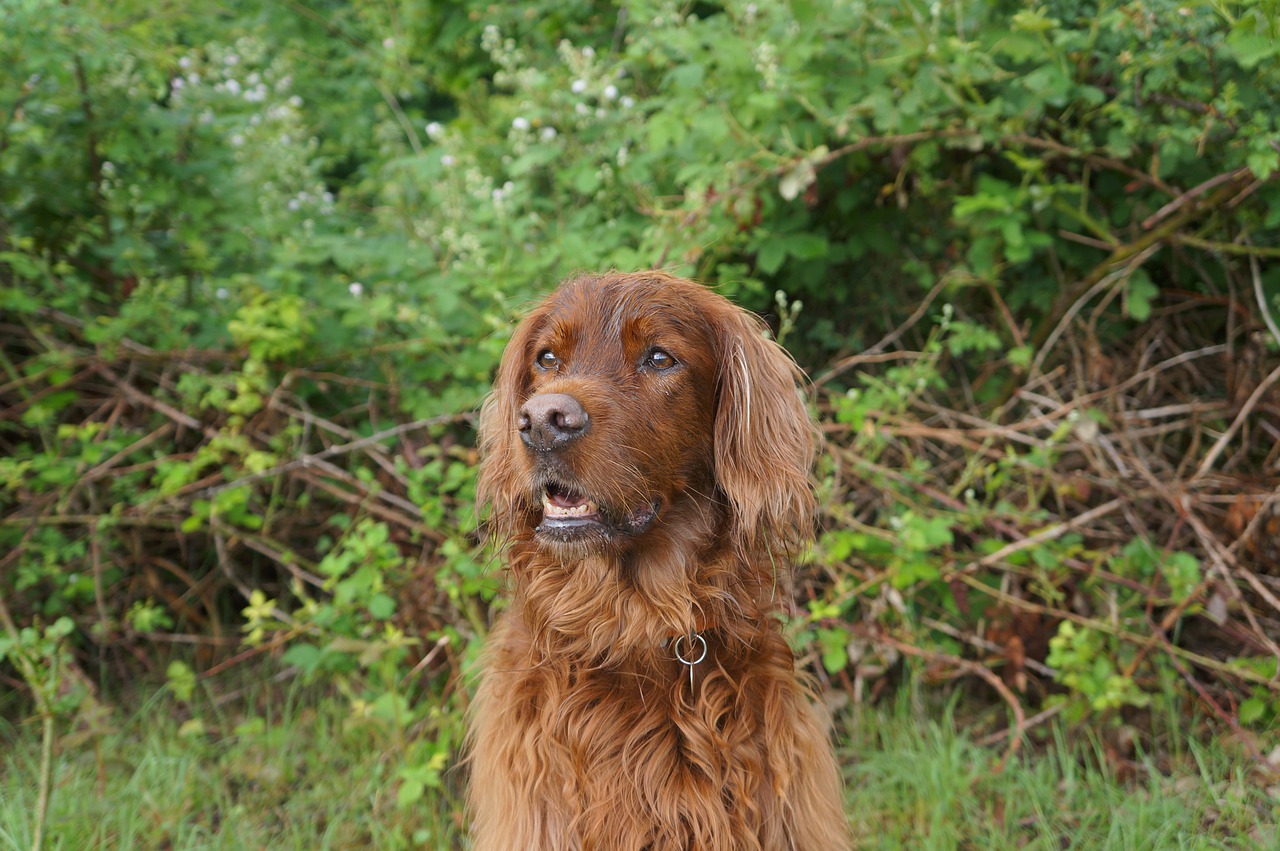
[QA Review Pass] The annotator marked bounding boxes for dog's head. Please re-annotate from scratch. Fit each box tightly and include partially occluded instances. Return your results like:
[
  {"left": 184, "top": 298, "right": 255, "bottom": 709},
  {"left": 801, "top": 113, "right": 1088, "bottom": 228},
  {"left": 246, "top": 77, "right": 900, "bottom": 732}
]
[{"left": 478, "top": 271, "right": 816, "bottom": 562}]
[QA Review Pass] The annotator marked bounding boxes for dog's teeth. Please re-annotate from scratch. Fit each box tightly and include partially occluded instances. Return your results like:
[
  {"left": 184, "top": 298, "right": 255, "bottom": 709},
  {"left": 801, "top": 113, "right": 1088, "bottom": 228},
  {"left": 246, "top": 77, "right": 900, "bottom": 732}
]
[{"left": 541, "top": 494, "right": 597, "bottom": 518}]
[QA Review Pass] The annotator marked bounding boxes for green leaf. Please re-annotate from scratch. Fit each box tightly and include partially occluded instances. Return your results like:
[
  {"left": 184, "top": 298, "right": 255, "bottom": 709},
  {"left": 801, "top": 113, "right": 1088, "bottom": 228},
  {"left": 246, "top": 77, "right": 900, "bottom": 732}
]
[
  {"left": 1246, "top": 146, "right": 1279, "bottom": 182},
  {"left": 368, "top": 593, "right": 397, "bottom": 620},
  {"left": 282, "top": 643, "right": 322, "bottom": 675},
  {"left": 570, "top": 165, "right": 601, "bottom": 196},
  {"left": 787, "top": 233, "right": 829, "bottom": 260},
  {"left": 993, "top": 32, "right": 1044, "bottom": 63},
  {"left": 900, "top": 511, "right": 954, "bottom": 552},
  {"left": 1126, "top": 271, "right": 1159, "bottom": 322},
  {"left": 397, "top": 777, "right": 425, "bottom": 807},
  {"left": 166, "top": 660, "right": 197, "bottom": 703},
  {"left": 1226, "top": 29, "right": 1279, "bottom": 70},
  {"left": 1011, "top": 9, "right": 1059, "bottom": 34},
  {"left": 646, "top": 112, "right": 687, "bottom": 149},
  {"left": 1022, "top": 63, "right": 1072, "bottom": 107},
  {"left": 892, "top": 557, "right": 941, "bottom": 587},
  {"left": 507, "top": 145, "right": 561, "bottom": 176},
  {"left": 1161, "top": 552, "right": 1201, "bottom": 601},
  {"left": 817, "top": 628, "right": 848, "bottom": 674},
  {"left": 1008, "top": 345, "right": 1033, "bottom": 368},
  {"left": 756, "top": 236, "right": 789, "bottom": 275},
  {"left": 1239, "top": 695, "right": 1267, "bottom": 725},
  {"left": 668, "top": 63, "right": 706, "bottom": 90}
]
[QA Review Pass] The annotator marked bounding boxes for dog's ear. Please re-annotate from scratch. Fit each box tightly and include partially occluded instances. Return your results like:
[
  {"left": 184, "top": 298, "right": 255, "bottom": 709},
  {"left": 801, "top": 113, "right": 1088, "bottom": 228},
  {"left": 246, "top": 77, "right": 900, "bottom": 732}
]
[
  {"left": 477, "top": 304, "right": 546, "bottom": 534},
  {"left": 713, "top": 306, "right": 818, "bottom": 553}
]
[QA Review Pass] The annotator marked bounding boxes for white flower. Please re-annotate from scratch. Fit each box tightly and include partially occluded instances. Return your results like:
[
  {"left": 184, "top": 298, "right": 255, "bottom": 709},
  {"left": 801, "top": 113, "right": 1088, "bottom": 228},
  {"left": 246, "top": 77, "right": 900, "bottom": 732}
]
[
  {"left": 287, "top": 198, "right": 301, "bottom": 211},
  {"left": 540, "top": 126, "right": 558, "bottom": 141},
  {"left": 215, "top": 287, "right": 229, "bottom": 299},
  {"left": 224, "top": 54, "right": 239, "bottom": 65},
  {"left": 383, "top": 37, "right": 394, "bottom": 48},
  {"left": 349, "top": 282, "right": 364, "bottom": 296},
  {"left": 582, "top": 46, "right": 595, "bottom": 59},
  {"left": 441, "top": 154, "right": 456, "bottom": 167},
  {"left": 230, "top": 134, "right": 245, "bottom": 146},
  {"left": 288, "top": 95, "right": 303, "bottom": 107},
  {"left": 178, "top": 56, "right": 192, "bottom": 69},
  {"left": 225, "top": 79, "right": 241, "bottom": 95},
  {"left": 571, "top": 79, "right": 587, "bottom": 93},
  {"left": 621, "top": 95, "right": 635, "bottom": 109},
  {"left": 425, "top": 121, "right": 444, "bottom": 140},
  {"left": 512, "top": 116, "right": 530, "bottom": 131},
  {"left": 603, "top": 84, "right": 618, "bottom": 100}
]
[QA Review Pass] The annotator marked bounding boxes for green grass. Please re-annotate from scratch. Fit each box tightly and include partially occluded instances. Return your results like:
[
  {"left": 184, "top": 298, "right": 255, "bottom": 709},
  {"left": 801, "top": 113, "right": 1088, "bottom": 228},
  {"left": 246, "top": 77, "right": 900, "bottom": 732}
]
[
  {"left": 0, "top": 684, "right": 466, "bottom": 850},
  {"left": 1, "top": 683, "right": 1275, "bottom": 849},
  {"left": 842, "top": 696, "right": 1279, "bottom": 849}
]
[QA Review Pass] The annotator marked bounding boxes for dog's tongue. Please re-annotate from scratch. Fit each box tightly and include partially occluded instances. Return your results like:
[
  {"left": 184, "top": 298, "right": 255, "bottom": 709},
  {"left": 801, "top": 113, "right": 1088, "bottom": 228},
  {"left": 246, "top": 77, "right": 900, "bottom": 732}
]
[
  {"left": 547, "top": 486, "right": 583, "bottom": 508},
  {"left": 543, "top": 486, "right": 598, "bottom": 519}
]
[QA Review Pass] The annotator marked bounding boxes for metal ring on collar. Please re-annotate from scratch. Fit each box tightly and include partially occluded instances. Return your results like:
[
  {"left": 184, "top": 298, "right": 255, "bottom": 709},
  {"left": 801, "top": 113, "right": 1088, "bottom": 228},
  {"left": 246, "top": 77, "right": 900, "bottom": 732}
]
[{"left": 672, "top": 632, "right": 707, "bottom": 666}]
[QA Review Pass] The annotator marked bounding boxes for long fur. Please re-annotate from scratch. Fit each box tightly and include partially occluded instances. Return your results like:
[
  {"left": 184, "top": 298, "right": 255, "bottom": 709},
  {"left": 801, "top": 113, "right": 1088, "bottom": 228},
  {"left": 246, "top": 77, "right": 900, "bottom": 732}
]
[{"left": 469, "top": 271, "right": 850, "bottom": 850}]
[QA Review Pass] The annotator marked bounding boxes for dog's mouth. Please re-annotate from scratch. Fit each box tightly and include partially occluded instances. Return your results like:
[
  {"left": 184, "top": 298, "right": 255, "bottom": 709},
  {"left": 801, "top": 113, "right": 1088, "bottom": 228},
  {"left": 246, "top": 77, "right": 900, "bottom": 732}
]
[
  {"left": 541, "top": 483, "right": 600, "bottom": 523},
  {"left": 536, "top": 481, "right": 659, "bottom": 541}
]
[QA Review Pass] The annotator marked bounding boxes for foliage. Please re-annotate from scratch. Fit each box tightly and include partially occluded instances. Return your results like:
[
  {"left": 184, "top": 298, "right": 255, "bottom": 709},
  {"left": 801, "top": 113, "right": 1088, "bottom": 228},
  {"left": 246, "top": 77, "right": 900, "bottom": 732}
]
[{"left": 2, "top": 0, "right": 1280, "bottom": 829}]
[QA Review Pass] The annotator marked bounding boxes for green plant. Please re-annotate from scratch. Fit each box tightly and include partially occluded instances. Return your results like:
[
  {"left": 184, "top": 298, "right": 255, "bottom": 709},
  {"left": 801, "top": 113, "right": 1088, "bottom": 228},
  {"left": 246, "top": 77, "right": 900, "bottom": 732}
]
[
  {"left": 0, "top": 610, "right": 81, "bottom": 851},
  {"left": 3, "top": 3, "right": 1279, "bottom": 830}
]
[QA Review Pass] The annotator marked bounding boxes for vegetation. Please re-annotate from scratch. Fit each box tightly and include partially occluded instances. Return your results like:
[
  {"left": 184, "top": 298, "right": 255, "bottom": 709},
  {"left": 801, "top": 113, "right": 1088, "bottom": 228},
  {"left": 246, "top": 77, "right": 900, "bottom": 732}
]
[
  {"left": 2, "top": 0, "right": 1279, "bottom": 845},
  {"left": 3, "top": 684, "right": 1275, "bottom": 849}
]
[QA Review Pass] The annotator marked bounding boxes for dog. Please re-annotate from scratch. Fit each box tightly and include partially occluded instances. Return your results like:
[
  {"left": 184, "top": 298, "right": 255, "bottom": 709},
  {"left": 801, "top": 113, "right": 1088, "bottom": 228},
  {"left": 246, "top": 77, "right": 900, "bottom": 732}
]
[{"left": 469, "top": 271, "right": 849, "bottom": 850}]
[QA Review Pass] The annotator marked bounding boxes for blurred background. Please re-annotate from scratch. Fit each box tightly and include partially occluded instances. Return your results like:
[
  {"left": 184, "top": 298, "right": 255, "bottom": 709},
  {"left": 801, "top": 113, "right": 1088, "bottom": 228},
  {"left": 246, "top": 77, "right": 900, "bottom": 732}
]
[{"left": 2, "top": 0, "right": 1279, "bottom": 847}]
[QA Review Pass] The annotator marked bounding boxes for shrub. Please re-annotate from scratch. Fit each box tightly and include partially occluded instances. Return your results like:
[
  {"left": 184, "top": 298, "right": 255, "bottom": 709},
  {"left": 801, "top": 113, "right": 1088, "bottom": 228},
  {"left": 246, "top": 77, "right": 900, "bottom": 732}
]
[{"left": 2, "top": 0, "right": 1278, "bottom": 776}]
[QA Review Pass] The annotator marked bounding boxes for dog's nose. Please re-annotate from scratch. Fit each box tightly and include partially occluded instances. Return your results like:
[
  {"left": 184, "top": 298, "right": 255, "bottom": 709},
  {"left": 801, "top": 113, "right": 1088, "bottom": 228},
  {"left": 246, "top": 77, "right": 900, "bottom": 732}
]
[{"left": 519, "top": 393, "right": 589, "bottom": 451}]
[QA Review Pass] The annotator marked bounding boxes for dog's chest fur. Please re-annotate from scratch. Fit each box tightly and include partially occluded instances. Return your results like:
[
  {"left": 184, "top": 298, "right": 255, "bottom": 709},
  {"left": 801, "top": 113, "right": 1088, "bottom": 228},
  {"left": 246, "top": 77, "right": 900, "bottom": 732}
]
[{"left": 472, "top": 612, "right": 802, "bottom": 851}]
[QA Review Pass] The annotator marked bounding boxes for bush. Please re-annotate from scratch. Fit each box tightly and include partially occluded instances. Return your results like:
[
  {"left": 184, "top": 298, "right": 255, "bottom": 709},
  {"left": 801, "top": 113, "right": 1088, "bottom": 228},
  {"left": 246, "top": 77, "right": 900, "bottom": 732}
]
[{"left": 2, "top": 0, "right": 1279, "bottom": 782}]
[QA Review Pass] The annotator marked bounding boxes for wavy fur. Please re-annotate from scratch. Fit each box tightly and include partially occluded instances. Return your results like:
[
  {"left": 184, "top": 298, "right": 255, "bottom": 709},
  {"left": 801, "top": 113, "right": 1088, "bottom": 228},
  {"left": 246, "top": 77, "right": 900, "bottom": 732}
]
[{"left": 469, "top": 271, "right": 849, "bottom": 850}]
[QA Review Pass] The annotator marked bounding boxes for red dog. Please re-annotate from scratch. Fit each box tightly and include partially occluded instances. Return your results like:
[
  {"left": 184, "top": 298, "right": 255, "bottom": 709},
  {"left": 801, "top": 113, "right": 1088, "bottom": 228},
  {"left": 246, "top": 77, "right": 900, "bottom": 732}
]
[{"left": 469, "top": 271, "right": 849, "bottom": 850}]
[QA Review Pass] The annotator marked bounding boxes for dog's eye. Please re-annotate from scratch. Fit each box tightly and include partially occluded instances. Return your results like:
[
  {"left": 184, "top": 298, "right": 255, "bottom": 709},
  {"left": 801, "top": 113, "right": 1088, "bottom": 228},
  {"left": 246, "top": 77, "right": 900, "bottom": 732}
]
[
  {"left": 645, "top": 349, "right": 677, "bottom": 371},
  {"left": 537, "top": 350, "right": 560, "bottom": 370}
]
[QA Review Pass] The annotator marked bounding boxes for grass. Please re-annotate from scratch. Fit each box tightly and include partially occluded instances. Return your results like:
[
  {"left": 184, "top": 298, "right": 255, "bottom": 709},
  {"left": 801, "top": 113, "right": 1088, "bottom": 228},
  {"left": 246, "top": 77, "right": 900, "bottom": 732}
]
[
  {"left": 842, "top": 695, "right": 1278, "bottom": 849},
  {"left": 0, "top": 679, "right": 1276, "bottom": 849},
  {"left": 0, "top": 683, "right": 466, "bottom": 850}
]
